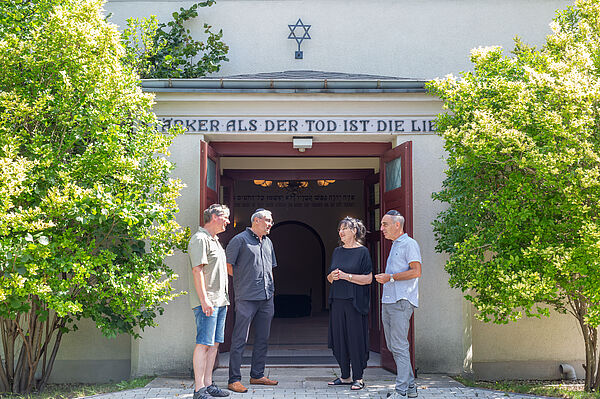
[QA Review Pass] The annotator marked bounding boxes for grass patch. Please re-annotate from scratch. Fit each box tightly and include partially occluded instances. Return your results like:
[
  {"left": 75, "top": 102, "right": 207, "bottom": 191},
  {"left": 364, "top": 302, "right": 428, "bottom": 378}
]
[
  {"left": 453, "top": 376, "right": 600, "bottom": 399},
  {"left": 0, "top": 376, "right": 154, "bottom": 399}
]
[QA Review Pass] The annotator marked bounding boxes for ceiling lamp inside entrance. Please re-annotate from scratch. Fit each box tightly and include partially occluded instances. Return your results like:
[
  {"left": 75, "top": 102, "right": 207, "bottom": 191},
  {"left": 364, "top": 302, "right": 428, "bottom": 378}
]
[
  {"left": 317, "top": 179, "right": 336, "bottom": 187},
  {"left": 253, "top": 179, "right": 272, "bottom": 187},
  {"left": 253, "top": 180, "right": 335, "bottom": 189}
]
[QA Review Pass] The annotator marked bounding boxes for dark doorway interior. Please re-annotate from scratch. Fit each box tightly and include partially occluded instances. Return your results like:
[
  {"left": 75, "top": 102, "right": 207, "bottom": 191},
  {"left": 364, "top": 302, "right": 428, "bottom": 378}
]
[
  {"left": 270, "top": 221, "right": 325, "bottom": 316},
  {"left": 230, "top": 178, "right": 365, "bottom": 350}
]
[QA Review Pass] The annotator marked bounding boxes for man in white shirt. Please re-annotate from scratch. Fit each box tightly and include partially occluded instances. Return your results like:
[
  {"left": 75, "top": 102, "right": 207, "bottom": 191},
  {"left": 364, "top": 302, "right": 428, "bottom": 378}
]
[{"left": 375, "top": 210, "right": 422, "bottom": 399}]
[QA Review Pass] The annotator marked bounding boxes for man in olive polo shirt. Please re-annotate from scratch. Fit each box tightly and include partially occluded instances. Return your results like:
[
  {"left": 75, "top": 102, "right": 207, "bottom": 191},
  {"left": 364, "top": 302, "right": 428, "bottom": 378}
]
[
  {"left": 226, "top": 208, "right": 278, "bottom": 393},
  {"left": 188, "top": 204, "right": 231, "bottom": 399}
]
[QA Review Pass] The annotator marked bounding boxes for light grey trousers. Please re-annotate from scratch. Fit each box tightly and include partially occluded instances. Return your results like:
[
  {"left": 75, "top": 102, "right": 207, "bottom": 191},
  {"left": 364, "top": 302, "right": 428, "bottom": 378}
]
[{"left": 382, "top": 299, "right": 415, "bottom": 393}]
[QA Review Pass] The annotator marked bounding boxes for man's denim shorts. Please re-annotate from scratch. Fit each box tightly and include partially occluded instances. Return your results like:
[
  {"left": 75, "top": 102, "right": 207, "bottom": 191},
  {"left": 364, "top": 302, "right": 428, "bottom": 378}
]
[{"left": 193, "top": 305, "right": 227, "bottom": 346}]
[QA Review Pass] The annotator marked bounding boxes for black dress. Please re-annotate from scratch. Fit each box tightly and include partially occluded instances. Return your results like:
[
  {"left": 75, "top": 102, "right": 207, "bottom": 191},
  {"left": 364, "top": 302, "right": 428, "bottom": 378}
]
[{"left": 327, "top": 246, "right": 372, "bottom": 381}]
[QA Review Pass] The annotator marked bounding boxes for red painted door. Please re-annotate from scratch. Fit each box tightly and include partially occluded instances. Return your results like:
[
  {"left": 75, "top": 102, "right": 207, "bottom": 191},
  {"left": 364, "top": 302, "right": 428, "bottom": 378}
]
[
  {"left": 219, "top": 175, "right": 235, "bottom": 352},
  {"left": 200, "top": 141, "right": 219, "bottom": 213},
  {"left": 364, "top": 172, "right": 381, "bottom": 352},
  {"left": 379, "top": 141, "right": 415, "bottom": 374},
  {"left": 199, "top": 141, "right": 232, "bottom": 354}
]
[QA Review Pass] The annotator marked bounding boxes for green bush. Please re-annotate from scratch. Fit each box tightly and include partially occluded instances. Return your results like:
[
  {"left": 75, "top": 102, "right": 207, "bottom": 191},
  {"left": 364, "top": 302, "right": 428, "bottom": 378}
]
[
  {"left": 0, "top": 0, "right": 186, "bottom": 392},
  {"left": 122, "top": 1, "right": 229, "bottom": 78}
]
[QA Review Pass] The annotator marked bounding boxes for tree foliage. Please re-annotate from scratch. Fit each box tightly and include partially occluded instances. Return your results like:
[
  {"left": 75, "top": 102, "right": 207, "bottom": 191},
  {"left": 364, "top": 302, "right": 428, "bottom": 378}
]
[
  {"left": 0, "top": 0, "right": 186, "bottom": 392},
  {"left": 428, "top": 0, "right": 600, "bottom": 390},
  {"left": 121, "top": 1, "right": 229, "bottom": 78}
]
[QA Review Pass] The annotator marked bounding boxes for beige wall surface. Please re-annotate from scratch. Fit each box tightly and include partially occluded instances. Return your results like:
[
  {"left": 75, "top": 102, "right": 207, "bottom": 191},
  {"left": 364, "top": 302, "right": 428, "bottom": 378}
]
[
  {"left": 104, "top": 0, "right": 570, "bottom": 80},
  {"left": 48, "top": 319, "right": 131, "bottom": 383},
  {"left": 131, "top": 135, "right": 202, "bottom": 376},
  {"left": 472, "top": 309, "right": 585, "bottom": 380}
]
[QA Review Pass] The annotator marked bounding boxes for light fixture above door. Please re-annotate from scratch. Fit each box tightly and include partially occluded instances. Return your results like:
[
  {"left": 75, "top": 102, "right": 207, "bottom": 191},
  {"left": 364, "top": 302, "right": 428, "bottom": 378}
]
[
  {"left": 292, "top": 136, "right": 313, "bottom": 152},
  {"left": 317, "top": 179, "right": 335, "bottom": 187},
  {"left": 253, "top": 179, "right": 272, "bottom": 187}
]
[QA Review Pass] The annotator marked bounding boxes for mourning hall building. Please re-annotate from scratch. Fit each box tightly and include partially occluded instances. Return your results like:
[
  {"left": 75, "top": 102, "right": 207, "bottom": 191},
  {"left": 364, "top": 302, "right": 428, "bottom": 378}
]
[{"left": 50, "top": 0, "right": 583, "bottom": 383}]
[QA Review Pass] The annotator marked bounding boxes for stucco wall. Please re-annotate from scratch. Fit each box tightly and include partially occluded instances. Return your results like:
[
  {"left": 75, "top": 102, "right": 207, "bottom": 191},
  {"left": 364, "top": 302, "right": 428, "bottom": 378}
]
[
  {"left": 472, "top": 309, "right": 585, "bottom": 380},
  {"left": 132, "top": 133, "right": 202, "bottom": 377},
  {"left": 105, "top": 0, "right": 570, "bottom": 80},
  {"left": 48, "top": 319, "right": 131, "bottom": 383},
  {"left": 405, "top": 133, "right": 465, "bottom": 374}
]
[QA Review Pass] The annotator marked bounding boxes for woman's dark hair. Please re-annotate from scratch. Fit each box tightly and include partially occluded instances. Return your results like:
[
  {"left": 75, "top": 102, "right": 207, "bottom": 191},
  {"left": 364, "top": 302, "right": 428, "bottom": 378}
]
[{"left": 337, "top": 216, "right": 367, "bottom": 246}]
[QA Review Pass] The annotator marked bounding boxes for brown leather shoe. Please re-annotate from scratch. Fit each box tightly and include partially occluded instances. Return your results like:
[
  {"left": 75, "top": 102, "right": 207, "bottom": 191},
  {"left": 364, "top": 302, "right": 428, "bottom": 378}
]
[
  {"left": 227, "top": 381, "right": 248, "bottom": 393},
  {"left": 249, "top": 376, "right": 278, "bottom": 385}
]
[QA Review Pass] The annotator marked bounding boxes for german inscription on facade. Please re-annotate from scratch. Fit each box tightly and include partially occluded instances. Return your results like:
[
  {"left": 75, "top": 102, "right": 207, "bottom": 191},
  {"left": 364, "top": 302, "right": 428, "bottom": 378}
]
[{"left": 158, "top": 117, "right": 436, "bottom": 134}]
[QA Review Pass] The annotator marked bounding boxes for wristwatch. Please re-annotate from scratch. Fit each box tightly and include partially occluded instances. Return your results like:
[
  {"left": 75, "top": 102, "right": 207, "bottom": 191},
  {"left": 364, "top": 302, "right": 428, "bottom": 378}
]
[
  {"left": 389, "top": 274, "right": 395, "bottom": 283},
  {"left": 348, "top": 274, "right": 353, "bottom": 281}
]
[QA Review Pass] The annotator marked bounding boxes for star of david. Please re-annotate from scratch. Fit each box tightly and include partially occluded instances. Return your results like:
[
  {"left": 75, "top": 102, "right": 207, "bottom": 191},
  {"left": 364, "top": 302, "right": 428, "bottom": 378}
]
[
  {"left": 288, "top": 18, "right": 311, "bottom": 45},
  {"left": 287, "top": 18, "right": 311, "bottom": 59}
]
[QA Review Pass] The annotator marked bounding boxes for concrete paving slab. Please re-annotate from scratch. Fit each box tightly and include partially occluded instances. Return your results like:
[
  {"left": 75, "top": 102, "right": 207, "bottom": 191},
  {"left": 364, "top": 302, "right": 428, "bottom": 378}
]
[{"left": 86, "top": 369, "right": 556, "bottom": 399}]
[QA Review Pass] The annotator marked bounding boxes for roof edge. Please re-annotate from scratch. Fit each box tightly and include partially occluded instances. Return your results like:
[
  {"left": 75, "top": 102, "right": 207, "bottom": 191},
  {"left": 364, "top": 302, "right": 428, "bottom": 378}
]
[{"left": 140, "top": 78, "right": 429, "bottom": 92}]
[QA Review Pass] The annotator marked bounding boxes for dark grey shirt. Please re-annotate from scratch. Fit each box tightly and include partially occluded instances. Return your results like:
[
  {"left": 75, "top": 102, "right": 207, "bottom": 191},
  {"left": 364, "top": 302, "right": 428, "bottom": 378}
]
[{"left": 226, "top": 228, "right": 278, "bottom": 301}]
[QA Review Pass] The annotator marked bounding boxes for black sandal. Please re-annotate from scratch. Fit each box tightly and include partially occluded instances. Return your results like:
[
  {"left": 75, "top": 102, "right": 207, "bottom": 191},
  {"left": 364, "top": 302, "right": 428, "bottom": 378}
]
[
  {"left": 351, "top": 380, "right": 365, "bottom": 390},
  {"left": 328, "top": 378, "right": 353, "bottom": 386}
]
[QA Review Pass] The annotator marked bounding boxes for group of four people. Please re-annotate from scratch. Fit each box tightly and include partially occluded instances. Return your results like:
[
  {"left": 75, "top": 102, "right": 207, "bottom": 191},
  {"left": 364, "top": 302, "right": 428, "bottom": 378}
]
[{"left": 188, "top": 205, "right": 421, "bottom": 399}]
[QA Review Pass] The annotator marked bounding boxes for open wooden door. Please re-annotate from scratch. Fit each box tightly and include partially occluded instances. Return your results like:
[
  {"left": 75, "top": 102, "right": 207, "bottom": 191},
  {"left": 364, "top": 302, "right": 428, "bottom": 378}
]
[
  {"left": 219, "top": 175, "right": 235, "bottom": 352},
  {"left": 364, "top": 172, "right": 381, "bottom": 352},
  {"left": 200, "top": 141, "right": 232, "bottom": 355},
  {"left": 200, "top": 141, "right": 219, "bottom": 214},
  {"left": 379, "top": 141, "right": 415, "bottom": 374}
]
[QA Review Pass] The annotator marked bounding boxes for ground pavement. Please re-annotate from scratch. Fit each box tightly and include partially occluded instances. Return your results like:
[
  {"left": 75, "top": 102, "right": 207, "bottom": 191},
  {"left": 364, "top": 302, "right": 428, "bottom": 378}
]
[{"left": 84, "top": 368, "right": 555, "bottom": 399}]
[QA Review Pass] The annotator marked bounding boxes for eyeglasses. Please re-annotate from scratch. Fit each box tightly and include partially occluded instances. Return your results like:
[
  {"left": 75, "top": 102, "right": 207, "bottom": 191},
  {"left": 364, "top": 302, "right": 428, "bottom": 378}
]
[{"left": 385, "top": 210, "right": 401, "bottom": 216}]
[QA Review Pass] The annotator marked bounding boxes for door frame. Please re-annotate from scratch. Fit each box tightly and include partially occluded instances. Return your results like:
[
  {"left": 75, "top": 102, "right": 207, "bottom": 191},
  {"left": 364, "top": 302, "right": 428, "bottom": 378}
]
[
  {"left": 209, "top": 141, "right": 391, "bottom": 157},
  {"left": 199, "top": 141, "right": 219, "bottom": 217},
  {"left": 379, "top": 141, "right": 415, "bottom": 374},
  {"left": 203, "top": 140, "right": 415, "bottom": 369}
]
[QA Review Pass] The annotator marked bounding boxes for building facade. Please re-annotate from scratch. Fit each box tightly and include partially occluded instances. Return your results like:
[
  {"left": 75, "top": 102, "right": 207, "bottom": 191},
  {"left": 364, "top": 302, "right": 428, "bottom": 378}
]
[{"left": 49, "top": 0, "right": 583, "bottom": 383}]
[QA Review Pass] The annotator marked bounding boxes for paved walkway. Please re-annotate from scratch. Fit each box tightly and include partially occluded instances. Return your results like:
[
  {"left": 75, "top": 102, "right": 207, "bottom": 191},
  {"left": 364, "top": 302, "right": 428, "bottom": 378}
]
[{"left": 84, "top": 368, "right": 554, "bottom": 399}]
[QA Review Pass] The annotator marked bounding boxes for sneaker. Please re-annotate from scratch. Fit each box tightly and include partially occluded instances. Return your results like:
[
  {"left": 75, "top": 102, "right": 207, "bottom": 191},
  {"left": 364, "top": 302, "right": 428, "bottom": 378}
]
[
  {"left": 387, "top": 392, "right": 407, "bottom": 399},
  {"left": 206, "top": 383, "right": 230, "bottom": 397},
  {"left": 193, "top": 388, "right": 211, "bottom": 399},
  {"left": 408, "top": 385, "right": 418, "bottom": 398}
]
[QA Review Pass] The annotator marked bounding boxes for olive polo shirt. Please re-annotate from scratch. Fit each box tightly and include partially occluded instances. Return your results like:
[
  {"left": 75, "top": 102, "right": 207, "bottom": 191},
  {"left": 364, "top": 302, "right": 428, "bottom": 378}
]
[{"left": 188, "top": 227, "right": 230, "bottom": 309}]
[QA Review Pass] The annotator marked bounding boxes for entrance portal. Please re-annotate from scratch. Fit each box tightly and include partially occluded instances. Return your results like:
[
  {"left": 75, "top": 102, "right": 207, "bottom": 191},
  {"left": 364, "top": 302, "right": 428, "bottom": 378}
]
[{"left": 201, "top": 142, "right": 415, "bottom": 371}]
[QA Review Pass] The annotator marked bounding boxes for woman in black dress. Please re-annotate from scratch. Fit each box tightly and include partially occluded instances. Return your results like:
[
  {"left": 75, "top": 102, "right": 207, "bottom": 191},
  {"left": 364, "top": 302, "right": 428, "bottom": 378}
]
[{"left": 327, "top": 216, "right": 373, "bottom": 391}]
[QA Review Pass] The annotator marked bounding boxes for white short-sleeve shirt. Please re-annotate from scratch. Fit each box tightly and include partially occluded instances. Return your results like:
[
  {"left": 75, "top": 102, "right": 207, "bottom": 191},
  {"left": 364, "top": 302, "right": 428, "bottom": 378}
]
[{"left": 382, "top": 233, "right": 421, "bottom": 307}]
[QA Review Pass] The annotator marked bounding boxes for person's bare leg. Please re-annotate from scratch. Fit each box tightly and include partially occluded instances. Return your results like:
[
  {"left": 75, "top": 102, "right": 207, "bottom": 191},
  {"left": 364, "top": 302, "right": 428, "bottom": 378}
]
[
  {"left": 203, "top": 343, "right": 219, "bottom": 386},
  {"left": 193, "top": 344, "right": 209, "bottom": 391}
]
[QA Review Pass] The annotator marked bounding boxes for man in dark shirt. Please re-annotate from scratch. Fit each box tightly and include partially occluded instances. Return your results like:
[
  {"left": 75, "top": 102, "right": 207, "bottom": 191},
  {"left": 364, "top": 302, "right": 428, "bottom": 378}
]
[{"left": 226, "top": 208, "right": 278, "bottom": 393}]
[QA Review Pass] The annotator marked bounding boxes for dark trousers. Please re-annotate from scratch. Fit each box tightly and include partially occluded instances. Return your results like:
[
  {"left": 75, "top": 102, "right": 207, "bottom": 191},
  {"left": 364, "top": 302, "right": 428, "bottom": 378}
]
[
  {"left": 228, "top": 297, "right": 274, "bottom": 383},
  {"left": 328, "top": 299, "right": 369, "bottom": 381}
]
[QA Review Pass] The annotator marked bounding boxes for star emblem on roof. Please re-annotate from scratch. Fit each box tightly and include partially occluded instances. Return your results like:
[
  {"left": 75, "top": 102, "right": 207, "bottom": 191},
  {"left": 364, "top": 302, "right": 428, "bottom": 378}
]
[{"left": 287, "top": 18, "right": 311, "bottom": 59}]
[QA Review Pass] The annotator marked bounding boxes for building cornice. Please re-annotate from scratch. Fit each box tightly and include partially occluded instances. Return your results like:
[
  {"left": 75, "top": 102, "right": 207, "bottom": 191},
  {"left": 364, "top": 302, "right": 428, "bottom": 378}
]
[{"left": 141, "top": 78, "right": 429, "bottom": 94}]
